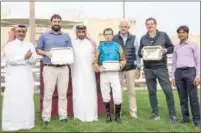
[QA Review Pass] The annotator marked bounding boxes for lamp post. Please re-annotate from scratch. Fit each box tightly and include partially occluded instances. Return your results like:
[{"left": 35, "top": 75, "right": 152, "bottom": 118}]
[
  {"left": 123, "top": 0, "right": 125, "bottom": 18},
  {"left": 29, "top": 0, "right": 35, "bottom": 44}
]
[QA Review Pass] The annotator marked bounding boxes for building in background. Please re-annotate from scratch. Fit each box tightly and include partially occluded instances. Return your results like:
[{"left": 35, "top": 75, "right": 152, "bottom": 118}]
[{"left": 1, "top": 16, "right": 200, "bottom": 89}]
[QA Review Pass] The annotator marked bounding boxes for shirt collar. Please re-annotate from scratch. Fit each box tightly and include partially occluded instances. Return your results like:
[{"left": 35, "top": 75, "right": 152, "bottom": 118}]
[
  {"left": 14, "top": 38, "right": 24, "bottom": 43},
  {"left": 146, "top": 29, "right": 159, "bottom": 38},
  {"left": 118, "top": 31, "right": 131, "bottom": 39},
  {"left": 120, "top": 33, "right": 128, "bottom": 38},
  {"left": 49, "top": 30, "right": 62, "bottom": 35},
  {"left": 179, "top": 39, "right": 190, "bottom": 45}
]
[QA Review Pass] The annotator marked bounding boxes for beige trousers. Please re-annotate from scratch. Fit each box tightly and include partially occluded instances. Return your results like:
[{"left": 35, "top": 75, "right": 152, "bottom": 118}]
[
  {"left": 119, "top": 69, "right": 137, "bottom": 115},
  {"left": 42, "top": 66, "right": 69, "bottom": 121}
]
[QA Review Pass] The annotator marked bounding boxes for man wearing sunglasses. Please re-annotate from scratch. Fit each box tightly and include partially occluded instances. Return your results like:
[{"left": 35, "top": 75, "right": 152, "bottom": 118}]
[
  {"left": 2, "top": 24, "right": 37, "bottom": 131},
  {"left": 171, "top": 25, "right": 200, "bottom": 127},
  {"left": 138, "top": 17, "right": 176, "bottom": 124},
  {"left": 36, "top": 14, "right": 72, "bottom": 126},
  {"left": 71, "top": 25, "right": 98, "bottom": 122}
]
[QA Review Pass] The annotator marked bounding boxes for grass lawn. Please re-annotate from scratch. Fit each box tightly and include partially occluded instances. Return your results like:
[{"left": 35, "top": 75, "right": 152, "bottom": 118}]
[{"left": 1, "top": 89, "right": 200, "bottom": 132}]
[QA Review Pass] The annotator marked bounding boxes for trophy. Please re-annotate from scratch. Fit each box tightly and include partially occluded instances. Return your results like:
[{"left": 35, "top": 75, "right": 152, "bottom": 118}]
[
  {"left": 50, "top": 47, "right": 74, "bottom": 65},
  {"left": 102, "top": 61, "right": 120, "bottom": 71},
  {"left": 142, "top": 46, "right": 163, "bottom": 61}
]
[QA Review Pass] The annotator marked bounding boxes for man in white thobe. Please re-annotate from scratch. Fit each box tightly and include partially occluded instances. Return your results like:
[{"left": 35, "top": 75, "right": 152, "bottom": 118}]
[
  {"left": 71, "top": 25, "right": 98, "bottom": 122},
  {"left": 2, "top": 24, "right": 37, "bottom": 131}
]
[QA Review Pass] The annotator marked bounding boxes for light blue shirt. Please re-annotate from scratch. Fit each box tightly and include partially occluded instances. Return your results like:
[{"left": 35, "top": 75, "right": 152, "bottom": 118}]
[{"left": 36, "top": 31, "right": 72, "bottom": 64}]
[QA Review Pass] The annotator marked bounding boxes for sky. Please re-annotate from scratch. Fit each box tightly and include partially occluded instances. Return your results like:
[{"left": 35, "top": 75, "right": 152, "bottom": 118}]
[{"left": 1, "top": 2, "right": 200, "bottom": 36}]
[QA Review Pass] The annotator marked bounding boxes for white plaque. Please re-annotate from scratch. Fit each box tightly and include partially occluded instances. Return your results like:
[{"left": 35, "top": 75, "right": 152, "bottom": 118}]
[
  {"left": 102, "top": 61, "right": 120, "bottom": 71},
  {"left": 142, "top": 46, "right": 163, "bottom": 61},
  {"left": 50, "top": 47, "right": 74, "bottom": 65}
]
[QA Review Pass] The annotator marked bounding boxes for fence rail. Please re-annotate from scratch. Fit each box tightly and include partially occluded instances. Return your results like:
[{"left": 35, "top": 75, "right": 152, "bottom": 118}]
[{"left": 1, "top": 56, "right": 149, "bottom": 88}]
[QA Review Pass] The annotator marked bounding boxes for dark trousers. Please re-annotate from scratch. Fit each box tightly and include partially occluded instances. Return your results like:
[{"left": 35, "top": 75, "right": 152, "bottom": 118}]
[
  {"left": 175, "top": 67, "right": 200, "bottom": 124},
  {"left": 144, "top": 67, "right": 176, "bottom": 117}
]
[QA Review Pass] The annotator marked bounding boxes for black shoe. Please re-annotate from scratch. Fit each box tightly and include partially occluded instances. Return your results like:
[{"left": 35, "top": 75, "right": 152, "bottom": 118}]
[
  {"left": 151, "top": 113, "right": 160, "bottom": 120},
  {"left": 60, "top": 119, "right": 67, "bottom": 124},
  {"left": 42, "top": 121, "right": 49, "bottom": 127},
  {"left": 104, "top": 102, "right": 112, "bottom": 122},
  {"left": 115, "top": 104, "right": 122, "bottom": 123},
  {"left": 170, "top": 116, "right": 177, "bottom": 124},
  {"left": 194, "top": 121, "right": 200, "bottom": 127},
  {"left": 180, "top": 120, "right": 190, "bottom": 124}
]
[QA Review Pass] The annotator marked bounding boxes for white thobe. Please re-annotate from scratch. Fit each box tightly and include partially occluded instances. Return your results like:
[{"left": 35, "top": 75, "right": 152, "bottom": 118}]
[
  {"left": 71, "top": 38, "right": 98, "bottom": 122},
  {"left": 2, "top": 39, "right": 37, "bottom": 131}
]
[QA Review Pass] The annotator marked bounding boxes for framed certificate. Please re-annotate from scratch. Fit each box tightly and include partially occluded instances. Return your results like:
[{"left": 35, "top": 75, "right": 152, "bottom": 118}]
[
  {"left": 50, "top": 47, "right": 74, "bottom": 65},
  {"left": 102, "top": 61, "right": 120, "bottom": 71},
  {"left": 142, "top": 46, "right": 163, "bottom": 61}
]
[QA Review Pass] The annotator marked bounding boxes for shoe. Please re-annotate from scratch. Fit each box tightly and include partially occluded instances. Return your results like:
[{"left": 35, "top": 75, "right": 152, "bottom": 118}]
[
  {"left": 170, "top": 116, "right": 177, "bottom": 124},
  {"left": 194, "top": 121, "right": 200, "bottom": 127},
  {"left": 104, "top": 102, "right": 112, "bottom": 122},
  {"left": 115, "top": 104, "right": 122, "bottom": 123},
  {"left": 42, "top": 121, "right": 49, "bottom": 127},
  {"left": 180, "top": 120, "right": 190, "bottom": 124},
  {"left": 130, "top": 113, "right": 138, "bottom": 119},
  {"left": 151, "top": 113, "right": 160, "bottom": 120},
  {"left": 60, "top": 119, "right": 67, "bottom": 124}
]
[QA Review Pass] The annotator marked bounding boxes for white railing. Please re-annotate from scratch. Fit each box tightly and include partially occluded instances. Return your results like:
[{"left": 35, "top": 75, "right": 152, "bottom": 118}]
[{"left": 3, "top": 55, "right": 176, "bottom": 88}]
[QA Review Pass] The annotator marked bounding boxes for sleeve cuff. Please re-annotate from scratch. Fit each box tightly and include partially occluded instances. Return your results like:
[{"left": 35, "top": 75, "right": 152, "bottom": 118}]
[
  {"left": 164, "top": 48, "right": 167, "bottom": 53},
  {"left": 15, "top": 56, "right": 25, "bottom": 61}
]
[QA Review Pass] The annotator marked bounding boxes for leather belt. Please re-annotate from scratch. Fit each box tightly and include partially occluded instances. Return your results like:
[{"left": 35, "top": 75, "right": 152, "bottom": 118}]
[
  {"left": 44, "top": 64, "right": 68, "bottom": 67},
  {"left": 177, "top": 67, "right": 195, "bottom": 70}
]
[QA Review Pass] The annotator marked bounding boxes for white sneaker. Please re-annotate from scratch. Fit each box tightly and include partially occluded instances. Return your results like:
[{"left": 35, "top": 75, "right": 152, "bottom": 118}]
[
  {"left": 122, "top": 87, "right": 128, "bottom": 91},
  {"left": 130, "top": 113, "right": 138, "bottom": 119}
]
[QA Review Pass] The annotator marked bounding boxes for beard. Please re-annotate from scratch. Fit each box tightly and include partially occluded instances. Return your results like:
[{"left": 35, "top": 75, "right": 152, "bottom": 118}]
[
  {"left": 51, "top": 25, "right": 61, "bottom": 32},
  {"left": 77, "top": 35, "right": 85, "bottom": 40}
]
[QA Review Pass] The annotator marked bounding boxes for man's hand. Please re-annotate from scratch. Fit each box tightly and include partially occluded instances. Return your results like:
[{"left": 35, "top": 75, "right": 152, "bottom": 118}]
[
  {"left": 45, "top": 52, "right": 52, "bottom": 59},
  {"left": 135, "top": 69, "right": 140, "bottom": 79},
  {"left": 99, "top": 67, "right": 106, "bottom": 73},
  {"left": 24, "top": 49, "right": 32, "bottom": 60},
  {"left": 171, "top": 80, "right": 176, "bottom": 87},
  {"left": 193, "top": 77, "right": 200, "bottom": 87}
]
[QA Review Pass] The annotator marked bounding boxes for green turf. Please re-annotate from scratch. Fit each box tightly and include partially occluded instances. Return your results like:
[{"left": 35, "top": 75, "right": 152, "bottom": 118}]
[{"left": 1, "top": 89, "right": 200, "bottom": 132}]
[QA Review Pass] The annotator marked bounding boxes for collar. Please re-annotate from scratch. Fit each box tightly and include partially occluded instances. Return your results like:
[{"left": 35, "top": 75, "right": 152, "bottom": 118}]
[
  {"left": 14, "top": 38, "right": 24, "bottom": 43},
  {"left": 49, "top": 30, "right": 62, "bottom": 35},
  {"left": 146, "top": 29, "right": 159, "bottom": 38},
  {"left": 120, "top": 33, "right": 128, "bottom": 38},
  {"left": 118, "top": 31, "right": 131, "bottom": 39},
  {"left": 104, "top": 41, "right": 113, "bottom": 44},
  {"left": 179, "top": 39, "right": 190, "bottom": 45}
]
